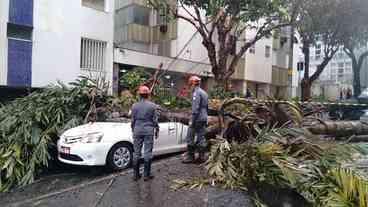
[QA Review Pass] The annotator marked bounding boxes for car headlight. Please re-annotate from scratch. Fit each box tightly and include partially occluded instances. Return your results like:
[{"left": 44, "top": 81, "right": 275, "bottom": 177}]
[{"left": 80, "top": 132, "right": 104, "bottom": 143}]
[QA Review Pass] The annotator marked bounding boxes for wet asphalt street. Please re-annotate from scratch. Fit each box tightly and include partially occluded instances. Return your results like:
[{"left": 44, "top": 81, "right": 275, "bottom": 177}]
[{"left": 0, "top": 155, "right": 252, "bottom": 207}]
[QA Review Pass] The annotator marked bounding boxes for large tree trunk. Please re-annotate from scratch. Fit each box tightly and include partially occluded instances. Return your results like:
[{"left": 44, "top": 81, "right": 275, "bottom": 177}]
[
  {"left": 307, "top": 121, "right": 368, "bottom": 137},
  {"left": 353, "top": 63, "right": 361, "bottom": 97},
  {"left": 301, "top": 40, "right": 311, "bottom": 101},
  {"left": 301, "top": 79, "right": 312, "bottom": 101}
]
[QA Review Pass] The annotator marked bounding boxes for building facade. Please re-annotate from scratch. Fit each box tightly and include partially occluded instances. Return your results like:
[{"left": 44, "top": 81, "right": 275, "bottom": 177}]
[
  {"left": 309, "top": 42, "right": 368, "bottom": 99},
  {"left": 113, "top": 0, "right": 293, "bottom": 97},
  {"left": 0, "top": 0, "right": 293, "bottom": 99},
  {"left": 0, "top": 0, "right": 114, "bottom": 90}
]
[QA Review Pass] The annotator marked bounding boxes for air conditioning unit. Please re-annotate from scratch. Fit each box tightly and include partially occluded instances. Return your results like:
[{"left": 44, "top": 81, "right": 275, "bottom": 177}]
[
  {"left": 280, "top": 37, "right": 288, "bottom": 47},
  {"left": 160, "top": 25, "right": 168, "bottom": 33}
]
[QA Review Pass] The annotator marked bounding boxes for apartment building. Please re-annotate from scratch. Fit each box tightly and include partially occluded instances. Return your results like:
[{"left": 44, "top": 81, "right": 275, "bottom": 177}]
[
  {"left": 309, "top": 42, "right": 368, "bottom": 98},
  {"left": 0, "top": 0, "right": 293, "bottom": 99},
  {"left": 113, "top": 0, "right": 212, "bottom": 93},
  {"left": 0, "top": 0, "right": 114, "bottom": 90},
  {"left": 113, "top": 0, "right": 293, "bottom": 97}
]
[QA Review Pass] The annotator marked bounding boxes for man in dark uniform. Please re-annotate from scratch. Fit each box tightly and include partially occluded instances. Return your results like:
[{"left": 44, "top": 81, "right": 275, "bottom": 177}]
[
  {"left": 131, "top": 85, "right": 159, "bottom": 181},
  {"left": 182, "top": 75, "right": 209, "bottom": 164}
]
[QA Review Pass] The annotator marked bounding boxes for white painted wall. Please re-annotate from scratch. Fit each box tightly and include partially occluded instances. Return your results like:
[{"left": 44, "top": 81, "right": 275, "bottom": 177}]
[
  {"left": 171, "top": 7, "right": 209, "bottom": 65},
  {"left": 244, "top": 32, "right": 273, "bottom": 84},
  {"left": 0, "top": 0, "right": 9, "bottom": 85},
  {"left": 32, "top": 0, "right": 114, "bottom": 88}
]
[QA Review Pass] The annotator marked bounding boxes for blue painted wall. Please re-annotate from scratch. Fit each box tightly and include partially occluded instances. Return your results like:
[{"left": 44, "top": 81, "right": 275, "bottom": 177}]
[
  {"left": 7, "top": 0, "right": 34, "bottom": 87},
  {"left": 9, "top": 0, "right": 34, "bottom": 26},
  {"left": 7, "top": 39, "right": 32, "bottom": 87}
]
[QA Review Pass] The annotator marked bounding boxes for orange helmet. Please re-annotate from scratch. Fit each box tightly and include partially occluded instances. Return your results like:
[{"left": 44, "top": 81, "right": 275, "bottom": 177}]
[
  {"left": 188, "top": 75, "right": 201, "bottom": 86},
  {"left": 138, "top": 85, "right": 151, "bottom": 95}
]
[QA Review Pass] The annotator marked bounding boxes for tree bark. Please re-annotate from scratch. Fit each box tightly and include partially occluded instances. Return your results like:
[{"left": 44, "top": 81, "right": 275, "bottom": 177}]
[
  {"left": 352, "top": 60, "right": 361, "bottom": 97},
  {"left": 301, "top": 39, "right": 311, "bottom": 101},
  {"left": 301, "top": 79, "right": 312, "bottom": 101},
  {"left": 307, "top": 121, "right": 368, "bottom": 137}
]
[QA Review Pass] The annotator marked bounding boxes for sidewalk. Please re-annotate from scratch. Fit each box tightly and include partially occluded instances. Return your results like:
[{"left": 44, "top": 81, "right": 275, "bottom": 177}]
[{"left": 2, "top": 156, "right": 251, "bottom": 207}]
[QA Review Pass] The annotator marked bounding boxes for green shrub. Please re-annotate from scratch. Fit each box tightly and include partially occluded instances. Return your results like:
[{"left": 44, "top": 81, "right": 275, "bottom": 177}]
[
  {"left": 152, "top": 87, "right": 191, "bottom": 110},
  {"left": 209, "top": 86, "right": 238, "bottom": 99},
  {"left": 120, "top": 68, "right": 150, "bottom": 93}
]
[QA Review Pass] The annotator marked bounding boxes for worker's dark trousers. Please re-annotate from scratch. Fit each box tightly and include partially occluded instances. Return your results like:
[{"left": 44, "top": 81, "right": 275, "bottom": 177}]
[
  {"left": 133, "top": 134, "right": 154, "bottom": 164},
  {"left": 186, "top": 121, "right": 207, "bottom": 150}
]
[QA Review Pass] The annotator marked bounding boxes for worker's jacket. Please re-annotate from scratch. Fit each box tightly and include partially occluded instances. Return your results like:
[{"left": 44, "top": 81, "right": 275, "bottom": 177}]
[
  {"left": 191, "top": 87, "right": 208, "bottom": 123},
  {"left": 131, "top": 99, "right": 159, "bottom": 136}
]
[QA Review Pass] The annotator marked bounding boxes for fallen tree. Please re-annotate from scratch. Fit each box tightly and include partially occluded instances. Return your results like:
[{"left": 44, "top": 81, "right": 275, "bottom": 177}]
[
  {"left": 307, "top": 121, "right": 368, "bottom": 137},
  {"left": 171, "top": 98, "right": 368, "bottom": 206},
  {"left": 0, "top": 76, "right": 111, "bottom": 192}
]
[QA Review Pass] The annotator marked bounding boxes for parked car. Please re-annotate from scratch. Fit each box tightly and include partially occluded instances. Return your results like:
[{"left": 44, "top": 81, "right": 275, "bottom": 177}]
[{"left": 57, "top": 121, "right": 188, "bottom": 170}]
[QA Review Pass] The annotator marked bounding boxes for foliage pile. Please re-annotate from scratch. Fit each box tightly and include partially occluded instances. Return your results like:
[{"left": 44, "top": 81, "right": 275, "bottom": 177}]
[
  {"left": 207, "top": 126, "right": 368, "bottom": 206},
  {"left": 0, "top": 77, "right": 109, "bottom": 192},
  {"left": 174, "top": 97, "right": 368, "bottom": 206}
]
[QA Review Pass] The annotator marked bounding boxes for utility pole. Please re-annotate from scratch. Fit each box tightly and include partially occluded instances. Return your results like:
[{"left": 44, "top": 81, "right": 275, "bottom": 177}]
[{"left": 288, "top": 26, "right": 295, "bottom": 97}]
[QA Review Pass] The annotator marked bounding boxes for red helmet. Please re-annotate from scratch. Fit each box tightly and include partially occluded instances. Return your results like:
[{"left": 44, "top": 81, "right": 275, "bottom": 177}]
[
  {"left": 188, "top": 75, "right": 201, "bottom": 86},
  {"left": 138, "top": 85, "right": 151, "bottom": 95}
]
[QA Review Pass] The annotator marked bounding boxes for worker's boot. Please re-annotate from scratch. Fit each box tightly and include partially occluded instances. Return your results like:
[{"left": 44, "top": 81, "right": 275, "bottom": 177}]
[
  {"left": 132, "top": 159, "right": 141, "bottom": 181},
  {"left": 182, "top": 145, "right": 196, "bottom": 164},
  {"left": 143, "top": 159, "right": 154, "bottom": 181},
  {"left": 196, "top": 147, "right": 207, "bottom": 164}
]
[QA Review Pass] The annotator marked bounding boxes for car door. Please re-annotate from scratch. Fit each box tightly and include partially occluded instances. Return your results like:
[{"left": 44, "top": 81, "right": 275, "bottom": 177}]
[{"left": 153, "top": 122, "right": 186, "bottom": 155}]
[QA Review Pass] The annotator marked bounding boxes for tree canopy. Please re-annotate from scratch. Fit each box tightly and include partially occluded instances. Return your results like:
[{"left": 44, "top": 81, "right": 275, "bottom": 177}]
[
  {"left": 149, "top": 0, "right": 296, "bottom": 88},
  {"left": 295, "top": 0, "right": 357, "bottom": 100}
]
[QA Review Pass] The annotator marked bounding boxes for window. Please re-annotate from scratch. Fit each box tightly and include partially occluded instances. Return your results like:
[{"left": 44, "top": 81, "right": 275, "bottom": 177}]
[
  {"left": 80, "top": 38, "right": 107, "bottom": 71},
  {"left": 265, "top": 46, "right": 271, "bottom": 58},
  {"left": 116, "top": 5, "right": 150, "bottom": 27},
  {"left": 331, "top": 68, "right": 337, "bottom": 74},
  {"left": 7, "top": 23, "right": 32, "bottom": 41},
  {"left": 338, "top": 68, "right": 344, "bottom": 74},
  {"left": 315, "top": 44, "right": 321, "bottom": 60},
  {"left": 82, "top": 0, "right": 105, "bottom": 11},
  {"left": 249, "top": 44, "right": 255, "bottom": 54},
  {"left": 157, "top": 4, "right": 170, "bottom": 25}
]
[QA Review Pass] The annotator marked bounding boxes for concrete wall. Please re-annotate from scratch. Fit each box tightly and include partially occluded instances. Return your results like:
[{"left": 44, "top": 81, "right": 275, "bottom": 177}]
[
  {"left": 114, "top": 48, "right": 212, "bottom": 76},
  {"left": 31, "top": 0, "right": 114, "bottom": 88},
  {"left": 170, "top": 7, "right": 209, "bottom": 65},
  {"left": 0, "top": 0, "right": 9, "bottom": 85},
  {"left": 244, "top": 32, "right": 273, "bottom": 84}
]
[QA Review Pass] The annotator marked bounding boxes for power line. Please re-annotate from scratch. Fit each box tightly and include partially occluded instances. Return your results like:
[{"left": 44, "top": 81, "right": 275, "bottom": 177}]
[
  {"left": 168, "top": 56, "right": 210, "bottom": 84},
  {"left": 157, "top": 30, "right": 200, "bottom": 80}
]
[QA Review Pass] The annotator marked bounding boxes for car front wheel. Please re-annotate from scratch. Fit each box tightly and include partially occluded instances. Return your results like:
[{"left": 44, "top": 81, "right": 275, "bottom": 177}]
[{"left": 106, "top": 143, "right": 133, "bottom": 171}]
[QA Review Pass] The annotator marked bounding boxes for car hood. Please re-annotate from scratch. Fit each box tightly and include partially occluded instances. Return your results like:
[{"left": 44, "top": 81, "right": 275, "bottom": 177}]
[{"left": 62, "top": 122, "right": 129, "bottom": 137}]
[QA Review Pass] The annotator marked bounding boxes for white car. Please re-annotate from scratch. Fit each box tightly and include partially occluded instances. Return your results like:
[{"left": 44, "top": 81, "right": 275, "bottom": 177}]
[{"left": 57, "top": 121, "right": 188, "bottom": 170}]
